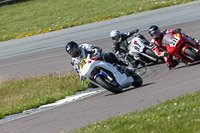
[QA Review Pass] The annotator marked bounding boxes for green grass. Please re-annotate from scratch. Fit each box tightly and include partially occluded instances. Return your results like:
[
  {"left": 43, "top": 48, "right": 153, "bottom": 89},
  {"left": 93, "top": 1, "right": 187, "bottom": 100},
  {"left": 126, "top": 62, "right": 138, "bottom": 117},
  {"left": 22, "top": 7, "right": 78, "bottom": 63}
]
[
  {"left": 71, "top": 91, "right": 200, "bottom": 133},
  {"left": 0, "top": 0, "right": 198, "bottom": 126},
  {"left": 0, "top": 73, "right": 89, "bottom": 119},
  {"left": 0, "top": 0, "right": 196, "bottom": 41}
]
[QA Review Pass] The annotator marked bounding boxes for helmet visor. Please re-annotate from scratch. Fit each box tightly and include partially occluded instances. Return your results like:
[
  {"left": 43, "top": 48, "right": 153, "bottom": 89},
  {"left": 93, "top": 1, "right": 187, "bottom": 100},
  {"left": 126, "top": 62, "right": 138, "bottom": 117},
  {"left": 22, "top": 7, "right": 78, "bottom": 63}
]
[
  {"left": 68, "top": 45, "right": 79, "bottom": 57},
  {"left": 112, "top": 35, "right": 120, "bottom": 41},
  {"left": 68, "top": 49, "right": 76, "bottom": 56},
  {"left": 150, "top": 30, "right": 161, "bottom": 39}
]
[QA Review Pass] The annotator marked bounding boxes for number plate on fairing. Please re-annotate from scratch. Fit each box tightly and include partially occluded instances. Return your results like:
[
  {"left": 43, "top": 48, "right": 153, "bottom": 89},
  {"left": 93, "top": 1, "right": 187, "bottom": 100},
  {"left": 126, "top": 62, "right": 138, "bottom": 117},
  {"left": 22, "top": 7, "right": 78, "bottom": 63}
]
[
  {"left": 78, "top": 58, "right": 87, "bottom": 69},
  {"left": 170, "top": 35, "right": 180, "bottom": 47},
  {"left": 129, "top": 38, "right": 144, "bottom": 53}
]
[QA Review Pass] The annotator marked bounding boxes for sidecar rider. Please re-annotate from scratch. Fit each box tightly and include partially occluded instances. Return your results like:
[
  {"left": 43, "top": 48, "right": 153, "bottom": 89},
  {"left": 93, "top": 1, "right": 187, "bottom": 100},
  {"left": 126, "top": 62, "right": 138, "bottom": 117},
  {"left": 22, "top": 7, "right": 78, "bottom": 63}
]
[
  {"left": 65, "top": 41, "right": 129, "bottom": 87},
  {"left": 110, "top": 29, "right": 150, "bottom": 68},
  {"left": 148, "top": 25, "right": 200, "bottom": 69}
]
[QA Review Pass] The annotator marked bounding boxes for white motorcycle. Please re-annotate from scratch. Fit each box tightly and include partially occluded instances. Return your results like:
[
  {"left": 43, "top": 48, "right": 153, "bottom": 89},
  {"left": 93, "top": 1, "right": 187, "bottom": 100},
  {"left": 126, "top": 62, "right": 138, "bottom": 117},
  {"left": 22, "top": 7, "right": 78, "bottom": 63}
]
[
  {"left": 128, "top": 34, "right": 159, "bottom": 64},
  {"left": 78, "top": 54, "right": 143, "bottom": 93}
]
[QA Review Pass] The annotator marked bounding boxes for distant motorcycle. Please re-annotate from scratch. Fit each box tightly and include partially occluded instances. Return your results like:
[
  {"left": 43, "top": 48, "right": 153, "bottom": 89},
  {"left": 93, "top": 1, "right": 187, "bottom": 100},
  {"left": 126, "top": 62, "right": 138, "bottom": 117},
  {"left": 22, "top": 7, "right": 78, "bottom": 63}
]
[
  {"left": 128, "top": 34, "right": 159, "bottom": 65},
  {"left": 162, "top": 32, "right": 200, "bottom": 64},
  {"left": 78, "top": 53, "right": 143, "bottom": 94}
]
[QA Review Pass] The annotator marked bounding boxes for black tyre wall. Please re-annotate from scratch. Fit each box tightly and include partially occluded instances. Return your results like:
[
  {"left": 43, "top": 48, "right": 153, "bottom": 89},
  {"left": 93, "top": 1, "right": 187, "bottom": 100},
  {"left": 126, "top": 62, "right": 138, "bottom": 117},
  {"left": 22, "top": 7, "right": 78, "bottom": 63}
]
[
  {"left": 95, "top": 76, "right": 122, "bottom": 94},
  {"left": 184, "top": 47, "right": 200, "bottom": 60},
  {"left": 132, "top": 73, "right": 143, "bottom": 87}
]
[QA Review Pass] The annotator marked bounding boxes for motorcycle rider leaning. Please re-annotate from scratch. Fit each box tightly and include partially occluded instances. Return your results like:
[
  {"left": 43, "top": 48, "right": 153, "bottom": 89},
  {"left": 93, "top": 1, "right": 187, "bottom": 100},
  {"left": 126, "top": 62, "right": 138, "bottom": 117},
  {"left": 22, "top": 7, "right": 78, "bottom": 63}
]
[
  {"left": 65, "top": 41, "right": 129, "bottom": 87},
  {"left": 110, "top": 29, "right": 150, "bottom": 68},
  {"left": 148, "top": 25, "right": 199, "bottom": 69}
]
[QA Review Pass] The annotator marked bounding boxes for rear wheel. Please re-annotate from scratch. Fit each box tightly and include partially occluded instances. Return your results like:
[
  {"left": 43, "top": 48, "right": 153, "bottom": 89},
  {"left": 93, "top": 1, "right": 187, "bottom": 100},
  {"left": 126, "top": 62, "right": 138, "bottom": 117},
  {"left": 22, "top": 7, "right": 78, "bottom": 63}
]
[
  {"left": 184, "top": 47, "right": 200, "bottom": 60},
  {"left": 132, "top": 73, "right": 143, "bottom": 87},
  {"left": 95, "top": 76, "right": 122, "bottom": 93}
]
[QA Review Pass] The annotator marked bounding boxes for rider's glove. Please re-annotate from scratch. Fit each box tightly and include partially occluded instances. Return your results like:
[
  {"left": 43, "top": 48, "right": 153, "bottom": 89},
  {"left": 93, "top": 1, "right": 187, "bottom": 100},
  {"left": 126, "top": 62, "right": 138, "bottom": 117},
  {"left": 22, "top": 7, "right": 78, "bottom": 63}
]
[
  {"left": 134, "top": 29, "right": 139, "bottom": 33},
  {"left": 130, "top": 29, "right": 139, "bottom": 35}
]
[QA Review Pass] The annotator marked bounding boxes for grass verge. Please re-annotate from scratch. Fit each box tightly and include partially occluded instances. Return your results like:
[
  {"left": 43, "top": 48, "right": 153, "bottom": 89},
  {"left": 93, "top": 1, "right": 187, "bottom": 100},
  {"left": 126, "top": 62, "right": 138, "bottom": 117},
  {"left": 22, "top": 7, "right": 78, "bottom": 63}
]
[
  {"left": 0, "top": 0, "right": 196, "bottom": 42},
  {"left": 71, "top": 91, "right": 200, "bottom": 133},
  {"left": 0, "top": 73, "right": 89, "bottom": 119}
]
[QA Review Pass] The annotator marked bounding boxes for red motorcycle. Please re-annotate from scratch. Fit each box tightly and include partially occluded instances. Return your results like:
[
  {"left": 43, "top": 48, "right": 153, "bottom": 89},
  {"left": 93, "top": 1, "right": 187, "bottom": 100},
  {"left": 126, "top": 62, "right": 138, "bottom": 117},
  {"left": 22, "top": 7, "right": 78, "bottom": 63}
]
[{"left": 162, "top": 32, "right": 200, "bottom": 64}]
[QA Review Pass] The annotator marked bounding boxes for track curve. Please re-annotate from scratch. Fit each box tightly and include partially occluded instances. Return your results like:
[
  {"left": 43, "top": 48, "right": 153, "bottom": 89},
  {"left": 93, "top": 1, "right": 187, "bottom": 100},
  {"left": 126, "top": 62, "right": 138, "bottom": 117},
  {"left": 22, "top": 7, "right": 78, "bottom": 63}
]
[{"left": 0, "top": 1, "right": 200, "bottom": 133}]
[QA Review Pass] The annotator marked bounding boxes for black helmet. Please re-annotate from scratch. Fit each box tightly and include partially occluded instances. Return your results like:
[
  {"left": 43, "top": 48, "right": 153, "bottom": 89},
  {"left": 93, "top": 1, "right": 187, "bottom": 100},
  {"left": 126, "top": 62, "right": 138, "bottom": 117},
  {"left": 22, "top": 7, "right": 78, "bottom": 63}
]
[
  {"left": 148, "top": 25, "right": 162, "bottom": 40},
  {"left": 65, "top": 41, "right": 80, "bottom": 57}
]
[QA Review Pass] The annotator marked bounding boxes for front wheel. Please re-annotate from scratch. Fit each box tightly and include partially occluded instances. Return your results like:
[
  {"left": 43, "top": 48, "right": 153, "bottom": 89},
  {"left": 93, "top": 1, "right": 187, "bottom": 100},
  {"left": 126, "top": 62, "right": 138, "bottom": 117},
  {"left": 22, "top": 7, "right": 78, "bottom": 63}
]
[
  {"left": 184, "top": 47, "right": 200, "bottom": 60},
  {"left": 95, "top": 76, "right": 122, "bottom": 93},
  {"left": 132, "top": 73, "right": 143, "bottom": 87}
]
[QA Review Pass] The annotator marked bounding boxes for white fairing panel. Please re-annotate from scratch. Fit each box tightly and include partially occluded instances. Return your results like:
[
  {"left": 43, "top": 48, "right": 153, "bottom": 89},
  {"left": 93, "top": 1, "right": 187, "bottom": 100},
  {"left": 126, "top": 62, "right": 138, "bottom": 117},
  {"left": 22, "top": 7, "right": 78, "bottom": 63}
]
[
  {"left": 79, "top": 58, "right": 133, "bottom": 87},
  {"left": 128, "top": 37, "right": 145, "bottom": 54}
]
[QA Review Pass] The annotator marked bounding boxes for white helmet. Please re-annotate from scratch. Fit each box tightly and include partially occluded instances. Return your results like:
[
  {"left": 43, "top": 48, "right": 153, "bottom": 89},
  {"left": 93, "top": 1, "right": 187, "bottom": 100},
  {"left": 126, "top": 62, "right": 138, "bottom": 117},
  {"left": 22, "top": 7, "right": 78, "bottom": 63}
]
[{"left": 110, "top": 30, "right": 122, "bottom": 43}]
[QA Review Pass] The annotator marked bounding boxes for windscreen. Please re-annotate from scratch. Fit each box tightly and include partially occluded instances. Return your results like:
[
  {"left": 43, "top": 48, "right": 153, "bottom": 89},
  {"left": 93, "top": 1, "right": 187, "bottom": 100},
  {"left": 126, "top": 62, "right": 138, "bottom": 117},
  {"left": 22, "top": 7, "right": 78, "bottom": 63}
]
[{"left": 162, "top": 33, "right": 173, "bottom": 46}]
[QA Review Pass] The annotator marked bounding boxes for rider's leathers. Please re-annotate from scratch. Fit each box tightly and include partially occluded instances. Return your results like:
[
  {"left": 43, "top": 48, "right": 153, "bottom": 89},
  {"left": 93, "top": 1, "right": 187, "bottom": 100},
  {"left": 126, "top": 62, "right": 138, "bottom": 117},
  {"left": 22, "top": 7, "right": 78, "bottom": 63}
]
[
  {"left": 71, "top": 43, "right": 99, "bottom": 74},
  {"left": 150, "top": 29, "right": 179, "bottom": 67}
]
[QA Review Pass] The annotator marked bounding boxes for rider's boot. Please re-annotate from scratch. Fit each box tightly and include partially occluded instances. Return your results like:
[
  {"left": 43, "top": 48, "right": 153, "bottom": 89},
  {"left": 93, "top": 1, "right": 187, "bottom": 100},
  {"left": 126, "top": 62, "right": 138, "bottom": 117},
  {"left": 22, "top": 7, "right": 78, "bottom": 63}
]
[
  {"left": 168, "top": 59, "right": 179, "bottom": 70},
  {"left": 175, "top": 58, "right": 180, "bottom": 65},
  {"left": 125, "top": 55, "right": 135, "bottom": 67},
  {"left": 180, "top": 59, "right": 189, "bottom": 66},
  {"left": 168, "top": 64, "right": 175, "bottom": 70},
  {"left": 183, "top": 61, "right": 189, "bottom": 66},
  {"left": 132, "top": 60, "right": 140, "bottom": 68}
]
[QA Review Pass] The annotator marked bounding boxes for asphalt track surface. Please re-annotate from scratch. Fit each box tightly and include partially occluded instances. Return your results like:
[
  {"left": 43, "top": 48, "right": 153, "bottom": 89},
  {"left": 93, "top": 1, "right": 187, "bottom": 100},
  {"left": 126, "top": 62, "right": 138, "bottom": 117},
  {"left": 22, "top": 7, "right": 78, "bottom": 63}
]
[{"left": 0, "top": 1, "right": 200, "bottom": 133}]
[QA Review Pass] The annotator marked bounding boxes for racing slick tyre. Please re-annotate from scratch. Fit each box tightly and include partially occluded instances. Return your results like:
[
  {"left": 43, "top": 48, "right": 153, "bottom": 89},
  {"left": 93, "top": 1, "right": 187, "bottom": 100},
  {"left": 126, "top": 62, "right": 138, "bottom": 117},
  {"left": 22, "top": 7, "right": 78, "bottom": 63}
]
[
  {"left": 184, "top": 47, "right": 200, "bottom": 60},
  {"left": 132, "top": 73, "right": 143, "bottom": 87},
  {"left": 95, "top": 76, "right": 122, "bottom": 94}
]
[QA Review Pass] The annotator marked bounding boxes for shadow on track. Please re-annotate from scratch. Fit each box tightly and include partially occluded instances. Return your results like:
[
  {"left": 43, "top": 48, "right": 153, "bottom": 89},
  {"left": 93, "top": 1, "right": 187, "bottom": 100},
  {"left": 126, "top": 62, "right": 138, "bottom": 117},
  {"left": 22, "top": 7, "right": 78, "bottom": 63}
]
[
  {"left": 145, "top": 60, "right": 165, "bottom": 67},
  {"left": 173, "top": 61, "right": 200, "bottom": 70},
  {"left": 104, "top": 82, "right": 155, "bottom": 96},
  {"left": 123, "top": 82, "right": 155, "bottom": 93},
  {"left": 135, "top": 60, "right": 165, "bottom": 70}
]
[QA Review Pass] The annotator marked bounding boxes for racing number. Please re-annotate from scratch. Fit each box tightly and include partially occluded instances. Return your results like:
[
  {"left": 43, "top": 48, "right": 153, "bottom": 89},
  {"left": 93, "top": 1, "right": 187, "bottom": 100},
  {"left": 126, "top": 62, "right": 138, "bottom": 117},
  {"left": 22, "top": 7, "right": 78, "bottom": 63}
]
[
  {"left": 134, "top": 46, "right": 140, "bottom": 51},
  {"left": 134, "top": 43, "right": 142, "bottom": 51},
  {"left": 78, "top": 59, "right": 86, "bottom": 69},
  {"left": 170, "top": 36, "right": 180, "bottom": 47}
]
